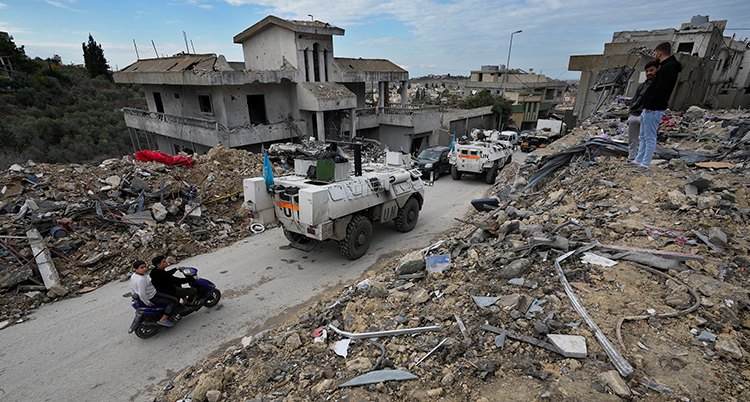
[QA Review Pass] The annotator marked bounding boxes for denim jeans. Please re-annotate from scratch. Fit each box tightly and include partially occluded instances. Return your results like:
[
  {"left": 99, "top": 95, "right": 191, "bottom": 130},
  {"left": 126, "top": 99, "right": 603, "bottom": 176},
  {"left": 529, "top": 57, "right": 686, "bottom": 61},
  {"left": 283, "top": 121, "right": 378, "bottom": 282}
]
[
  {"left": 626, "top": 114, "right": 641, "bottom": 161},
  {"left": 634, "top": 110, "right": 664, "bottom": 167}
]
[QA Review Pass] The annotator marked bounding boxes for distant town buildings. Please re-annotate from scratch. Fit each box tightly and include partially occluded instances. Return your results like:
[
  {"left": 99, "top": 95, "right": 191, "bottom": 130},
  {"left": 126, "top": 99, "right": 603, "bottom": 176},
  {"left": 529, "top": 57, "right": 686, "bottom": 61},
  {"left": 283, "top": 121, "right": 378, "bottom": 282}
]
[
  {"left": 465, "top": 65, "right": 567, "bottom": 130},
  {"left": 113, "top": 16, "right": 438, "bottom": 155},
  {"left": 570, "top": 15, "right": 750, "bottom": 120}
]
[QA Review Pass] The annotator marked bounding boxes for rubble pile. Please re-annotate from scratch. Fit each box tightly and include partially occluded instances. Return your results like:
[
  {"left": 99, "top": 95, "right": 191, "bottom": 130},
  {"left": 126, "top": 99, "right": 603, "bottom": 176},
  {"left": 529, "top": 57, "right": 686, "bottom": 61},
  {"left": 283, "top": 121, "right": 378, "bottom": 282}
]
[
  {"left": 0, "top": 145, "right": 266, "bottom": 318},
  {"left": 155, "top": 107, "right": 750, "bottom": 402}
]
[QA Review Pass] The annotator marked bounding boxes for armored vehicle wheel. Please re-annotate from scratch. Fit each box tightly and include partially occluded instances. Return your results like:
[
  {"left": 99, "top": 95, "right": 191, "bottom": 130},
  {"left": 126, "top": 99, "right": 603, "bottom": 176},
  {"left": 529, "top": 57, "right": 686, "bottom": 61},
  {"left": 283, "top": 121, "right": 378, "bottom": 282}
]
[
  {"left": 485, "top": 163, "right": 499, "bottom": 184},
  {"left": 451, "top": 166, "right": 462, "bottom": 180},
  {"left": 394, "top": 197, "right": 419, "bottom": 233},
  {"left": 339, "top": 215, "right": 372, "bottom": 260}
]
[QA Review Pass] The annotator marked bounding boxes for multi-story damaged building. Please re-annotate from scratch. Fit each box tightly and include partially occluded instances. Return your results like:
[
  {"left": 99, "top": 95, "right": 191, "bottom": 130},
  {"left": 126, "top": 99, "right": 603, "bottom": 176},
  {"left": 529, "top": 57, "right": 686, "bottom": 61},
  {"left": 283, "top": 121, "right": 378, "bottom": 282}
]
[
  {"left": 113, "top": 16, "right": 438, "bottom": 155},
  {"left": 465, "top": 65, "right": 567, "bottom": 130},
  {"left": 569, "top": 15, "right": 750, "bottom": 120}
]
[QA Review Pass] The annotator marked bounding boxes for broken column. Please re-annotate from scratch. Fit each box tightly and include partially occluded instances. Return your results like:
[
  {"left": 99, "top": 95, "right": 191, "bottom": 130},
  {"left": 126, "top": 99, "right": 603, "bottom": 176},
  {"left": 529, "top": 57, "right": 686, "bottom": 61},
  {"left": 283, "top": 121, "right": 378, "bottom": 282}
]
[{"left": 26, "top": 229, "right": 63, "bottom": 292}]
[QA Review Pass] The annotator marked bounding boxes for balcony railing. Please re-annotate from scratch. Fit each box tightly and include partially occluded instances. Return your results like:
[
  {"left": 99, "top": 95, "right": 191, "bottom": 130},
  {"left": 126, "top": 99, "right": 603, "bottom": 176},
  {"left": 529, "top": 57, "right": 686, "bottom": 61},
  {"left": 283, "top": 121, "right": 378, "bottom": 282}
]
[
  {"left": 123, "top": 108, "right": 222, "bottom": 131},
  {"left": 355, "top": 105, "right": 439, "bottom": 117},
  {"left": 381, "top": 105, "right": 439, "bottom": 115}
]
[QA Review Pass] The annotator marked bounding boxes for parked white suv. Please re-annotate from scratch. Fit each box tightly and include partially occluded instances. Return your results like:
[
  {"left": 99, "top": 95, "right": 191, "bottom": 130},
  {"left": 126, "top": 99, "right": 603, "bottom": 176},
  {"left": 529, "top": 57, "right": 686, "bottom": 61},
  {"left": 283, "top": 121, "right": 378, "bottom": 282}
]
[{"left": 498, "top": 131, "right": 519, "bottom": 145}]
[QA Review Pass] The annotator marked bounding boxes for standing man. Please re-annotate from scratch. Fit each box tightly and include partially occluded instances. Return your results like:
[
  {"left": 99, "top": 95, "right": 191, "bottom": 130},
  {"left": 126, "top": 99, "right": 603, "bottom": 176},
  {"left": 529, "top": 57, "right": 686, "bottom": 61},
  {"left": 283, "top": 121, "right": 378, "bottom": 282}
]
[
  {"left": 624, "top": 61, "right": 659, "bottom": 164},
  {"left": 629, "top": 42, "right": 682, "bottom": 172},
  {"left": 129, "top": 260, "right": 177, "bottom": 327}
]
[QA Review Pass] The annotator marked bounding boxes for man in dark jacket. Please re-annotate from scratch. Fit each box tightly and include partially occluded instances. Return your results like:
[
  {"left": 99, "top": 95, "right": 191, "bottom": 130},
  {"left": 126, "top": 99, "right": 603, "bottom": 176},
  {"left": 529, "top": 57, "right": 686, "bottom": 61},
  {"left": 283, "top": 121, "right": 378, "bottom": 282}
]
[
  {"left": 628, "top": 42, "right": 682, "bottom": 172},
  {"left": 150, "top": 255, "right": 198, "bottom": 305},
  {"left": 625, "top": 60, "right": 659, "bottom": 163}
]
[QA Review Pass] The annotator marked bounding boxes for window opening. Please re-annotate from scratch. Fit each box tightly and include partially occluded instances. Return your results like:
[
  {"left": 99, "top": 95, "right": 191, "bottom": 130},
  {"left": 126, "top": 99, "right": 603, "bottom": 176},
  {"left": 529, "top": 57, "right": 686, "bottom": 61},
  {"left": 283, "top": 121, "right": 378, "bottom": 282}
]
[
  {"left": 153, "top": 92, "right": 164, "bottom": 113},
  {"left": 247, "top": 95, "right": 267, "bottom": 124},
  {"left": 198, "top": 94, "right": 213, "bottom": 114}
]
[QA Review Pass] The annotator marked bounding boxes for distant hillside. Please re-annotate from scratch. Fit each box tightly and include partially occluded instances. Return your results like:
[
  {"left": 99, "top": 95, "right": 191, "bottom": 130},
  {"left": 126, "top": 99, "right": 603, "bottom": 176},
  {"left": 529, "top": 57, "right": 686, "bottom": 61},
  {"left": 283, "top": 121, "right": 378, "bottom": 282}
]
[{"left": 0, "top": 55, "right": 144, "bottom": 169}]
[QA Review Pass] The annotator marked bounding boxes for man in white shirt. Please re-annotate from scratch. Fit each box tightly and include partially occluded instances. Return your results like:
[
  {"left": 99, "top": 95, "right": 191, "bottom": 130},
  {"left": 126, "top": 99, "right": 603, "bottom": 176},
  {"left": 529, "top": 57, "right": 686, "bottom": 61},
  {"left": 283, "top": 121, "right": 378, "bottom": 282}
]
[{"left": 129, "top": 260, "right": 178, "bottom": 327}]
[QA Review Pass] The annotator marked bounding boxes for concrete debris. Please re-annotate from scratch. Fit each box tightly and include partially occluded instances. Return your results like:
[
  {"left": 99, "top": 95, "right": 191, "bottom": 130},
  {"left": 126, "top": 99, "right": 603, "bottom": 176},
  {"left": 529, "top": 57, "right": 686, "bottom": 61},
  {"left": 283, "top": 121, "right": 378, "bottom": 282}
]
[
  {"left": 600, "top": 370, "right": 631, "bottom": 398},
  {"left": 547, "top": 334, "right": 588, "bottom": 358},
  {"left": 1, "top": 144, "right": 266, "bottom": 321},
  {"left": 28, "top": 104, "right": 747, "bottom": 401}
]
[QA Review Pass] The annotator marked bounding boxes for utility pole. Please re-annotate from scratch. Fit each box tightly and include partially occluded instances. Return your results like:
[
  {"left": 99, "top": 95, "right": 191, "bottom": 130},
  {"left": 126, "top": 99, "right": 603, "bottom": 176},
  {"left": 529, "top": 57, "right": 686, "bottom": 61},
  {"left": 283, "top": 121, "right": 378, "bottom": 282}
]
[{"left": 502, "top": 30, "right": 522, "bottom": 97}]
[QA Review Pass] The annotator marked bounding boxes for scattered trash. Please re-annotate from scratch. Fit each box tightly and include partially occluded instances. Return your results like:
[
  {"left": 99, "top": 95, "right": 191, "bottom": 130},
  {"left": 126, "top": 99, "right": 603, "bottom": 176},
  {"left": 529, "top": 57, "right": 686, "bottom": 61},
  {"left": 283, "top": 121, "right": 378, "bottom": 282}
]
[
  {"left": 334, "top": 339, "right": 351, "bottom": 358},
  {"left": 580, "top": 252, "right": 618, "bottom": 267},
  {"left": 425, "top": 254, "right": 451, "bottom": 274}
]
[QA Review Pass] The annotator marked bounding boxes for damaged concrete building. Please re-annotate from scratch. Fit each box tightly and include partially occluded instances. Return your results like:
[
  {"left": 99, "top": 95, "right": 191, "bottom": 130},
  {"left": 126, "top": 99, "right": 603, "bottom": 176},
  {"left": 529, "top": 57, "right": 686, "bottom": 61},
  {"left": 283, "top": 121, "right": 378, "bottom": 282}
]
[
  {"left": 465, "top": 65, "right": 567, "bottom": 130},
  {"left": 569, "top": 15, "right": 750, "bottom": 120},
  {"left": 113, "top": 15, "right": 438, "bottom": 155}
]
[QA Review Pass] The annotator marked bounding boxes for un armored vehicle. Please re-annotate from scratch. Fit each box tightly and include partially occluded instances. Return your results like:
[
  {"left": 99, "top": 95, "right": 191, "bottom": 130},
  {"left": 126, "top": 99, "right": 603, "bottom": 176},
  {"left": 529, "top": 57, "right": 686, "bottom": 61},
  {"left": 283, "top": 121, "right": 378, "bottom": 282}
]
[
  {"left": 448, "top": 129, "right": 514, "bottom": 184},
  {"left": 243, "top": 144, "right": 425, "bottom": 260}
]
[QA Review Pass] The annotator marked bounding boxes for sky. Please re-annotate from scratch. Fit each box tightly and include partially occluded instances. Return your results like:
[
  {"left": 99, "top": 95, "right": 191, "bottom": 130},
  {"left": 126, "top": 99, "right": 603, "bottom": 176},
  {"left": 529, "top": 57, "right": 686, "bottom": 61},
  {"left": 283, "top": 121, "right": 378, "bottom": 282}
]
[{"left": 2, "top": 0, "right": 750, "bottom": 81}]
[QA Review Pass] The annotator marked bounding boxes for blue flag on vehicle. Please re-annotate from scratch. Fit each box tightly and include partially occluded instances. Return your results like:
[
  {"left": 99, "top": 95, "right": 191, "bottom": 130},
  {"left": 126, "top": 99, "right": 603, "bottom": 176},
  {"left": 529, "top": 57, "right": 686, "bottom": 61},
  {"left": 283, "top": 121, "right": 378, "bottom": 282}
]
[
  {"left": 450, "top": 132, "right": 456, "bottom": 150},
  {"left": 263, "top": 151, "right": 274, "bottom": 193}
]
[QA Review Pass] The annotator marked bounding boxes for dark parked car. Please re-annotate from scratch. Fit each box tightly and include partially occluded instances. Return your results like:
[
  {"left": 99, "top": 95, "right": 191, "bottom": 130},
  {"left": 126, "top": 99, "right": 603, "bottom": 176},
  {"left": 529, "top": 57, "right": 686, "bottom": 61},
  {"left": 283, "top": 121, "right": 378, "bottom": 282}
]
[{"left": 413, "top": 146, "right": 451, "bottom": 180}]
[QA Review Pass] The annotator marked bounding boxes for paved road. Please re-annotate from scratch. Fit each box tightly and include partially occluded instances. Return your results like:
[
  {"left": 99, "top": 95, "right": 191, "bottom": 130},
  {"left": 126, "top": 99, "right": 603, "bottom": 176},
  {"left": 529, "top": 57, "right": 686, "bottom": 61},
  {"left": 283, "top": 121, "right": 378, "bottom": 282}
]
[{"left": 0, "top": 170, "right": 500, "bottom": 402}]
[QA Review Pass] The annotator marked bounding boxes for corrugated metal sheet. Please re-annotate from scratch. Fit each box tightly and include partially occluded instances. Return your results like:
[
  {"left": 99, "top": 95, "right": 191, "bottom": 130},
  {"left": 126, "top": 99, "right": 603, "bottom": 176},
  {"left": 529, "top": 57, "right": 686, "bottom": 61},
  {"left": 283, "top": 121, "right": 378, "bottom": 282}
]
[
  {"left": 335, "top": 58, "right": 406, "bottom": 73},
  {"left": 301, "top": 82, "right": 355, "bottom": 99},
  {"left": 119, "top": 54, "right": 225, "bottom": 73}
]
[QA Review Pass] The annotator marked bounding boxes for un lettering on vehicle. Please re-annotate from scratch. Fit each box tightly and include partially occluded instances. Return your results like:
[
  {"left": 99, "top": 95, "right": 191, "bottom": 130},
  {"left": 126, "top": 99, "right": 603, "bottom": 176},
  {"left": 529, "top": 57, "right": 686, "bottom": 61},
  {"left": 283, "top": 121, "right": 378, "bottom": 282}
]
[{"left": 276, "top": 200, "right": 299, "bottom": 218}]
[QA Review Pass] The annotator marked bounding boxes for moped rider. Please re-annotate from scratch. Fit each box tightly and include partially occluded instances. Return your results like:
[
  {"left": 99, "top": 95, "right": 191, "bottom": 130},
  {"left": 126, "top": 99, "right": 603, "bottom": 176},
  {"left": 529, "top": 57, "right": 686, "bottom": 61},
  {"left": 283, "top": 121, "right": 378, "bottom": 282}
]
[
  {"left": 150, "top": 255, "right": 199, "bottom": 306},
  {"left": 129, "top": 260, "right": 178, "bottom": 327}
]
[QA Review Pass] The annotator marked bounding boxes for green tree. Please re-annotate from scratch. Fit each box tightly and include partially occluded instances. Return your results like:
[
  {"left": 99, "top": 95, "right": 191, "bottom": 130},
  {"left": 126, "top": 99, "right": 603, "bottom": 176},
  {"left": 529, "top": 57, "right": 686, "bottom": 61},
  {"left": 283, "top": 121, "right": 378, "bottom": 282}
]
[
  {"left": 0, "top": 34, "right": 40, "bottom": 74},
  {"left": 464, "top": 89, "right": 514, "bottom": 129},
  {"left": 492, "top": 96, "right": 514, "bottom": 129},
  {"left": 82, "top": 34, "right": 111, "bottom": 80},
  {"left": 465, "top": 89, "right": 494, "bottom": 108}
]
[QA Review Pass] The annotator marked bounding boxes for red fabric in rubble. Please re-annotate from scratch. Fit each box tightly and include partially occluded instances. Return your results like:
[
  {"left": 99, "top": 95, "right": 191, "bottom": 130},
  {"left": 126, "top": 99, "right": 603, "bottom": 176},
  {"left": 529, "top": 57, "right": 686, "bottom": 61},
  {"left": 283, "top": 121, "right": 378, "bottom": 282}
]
[{"left": 134, "top": 150, "right": 194, "bottom": 168}]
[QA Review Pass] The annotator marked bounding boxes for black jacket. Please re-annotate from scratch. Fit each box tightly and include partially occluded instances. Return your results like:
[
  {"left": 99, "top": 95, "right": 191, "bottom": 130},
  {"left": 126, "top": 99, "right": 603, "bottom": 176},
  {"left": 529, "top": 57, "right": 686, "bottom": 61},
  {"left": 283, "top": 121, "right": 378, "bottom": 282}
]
[
  {"left": 150, "top": 268, "right": 190, "bottom": 296},
  {"left": 642, "top": 55, "right": 682, "bottom": 111},
  {"left": 629, "top": 80, "right": 650, "bottom": 116}
]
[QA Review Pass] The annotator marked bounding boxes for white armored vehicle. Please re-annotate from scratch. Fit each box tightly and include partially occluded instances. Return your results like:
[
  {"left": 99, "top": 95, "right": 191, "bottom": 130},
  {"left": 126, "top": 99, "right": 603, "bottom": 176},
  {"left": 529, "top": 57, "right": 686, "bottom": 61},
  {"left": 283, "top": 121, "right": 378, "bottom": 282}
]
[
  {"left": 448, "top": 129, "right": 514, "bottom": 184},
  {"left": 243, "top": 144, "right": 425, "bottom": 260}
]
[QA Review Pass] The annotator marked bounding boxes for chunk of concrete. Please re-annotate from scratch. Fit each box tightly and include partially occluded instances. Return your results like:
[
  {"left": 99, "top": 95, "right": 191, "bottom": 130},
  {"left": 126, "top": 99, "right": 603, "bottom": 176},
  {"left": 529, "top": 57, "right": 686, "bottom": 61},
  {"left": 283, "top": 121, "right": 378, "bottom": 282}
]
[
  {"left": 508, "top": 277, "right": 525, "bottom": 286},
  {"left": 547, "top": 334, "right": 587, "bottom": 358},
  {"left": 472, "top": 296, "right": 500, "bottom": 308},
  {"left": 600, "top": 370, "right": 631, "bottom": 398},
  {"left": 715, "top": 335, "right": 743, "bottom": 359},
  {"left": 686, "top": 172, "right": 713, "bottom": 193},
  {"left": 684, "top": 105, "right": 706, "bottom": 120},
  {"left": 396, "top": 250, "right": 425, "bottom": 275},
  {"left": 130, "top": 177, "right": 151, "bottom": 192},
  {"left": 498, "top": 258, "right": 531, "bottom": 279},
  {"left": 496, "top": 293, "right": 520, "bottom": 310},
  {"left": 411, "top": 287, "right": 430, "bottom": 304},
  {"left": 345, "top": 357, "right": 372, "bottom": 372},
  {"left": 708, "top": 227, "right": 728, "bottom": 246},
  {"left": 26, "top": 229, "right": 61, "bottom": 290}
]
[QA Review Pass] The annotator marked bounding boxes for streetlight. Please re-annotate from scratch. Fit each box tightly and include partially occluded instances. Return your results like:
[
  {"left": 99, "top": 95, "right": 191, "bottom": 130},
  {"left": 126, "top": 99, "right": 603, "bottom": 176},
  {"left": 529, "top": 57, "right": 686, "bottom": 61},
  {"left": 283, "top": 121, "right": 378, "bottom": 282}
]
[{"left": 502, "top": 29, "right": 522, "bottom": 97}]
